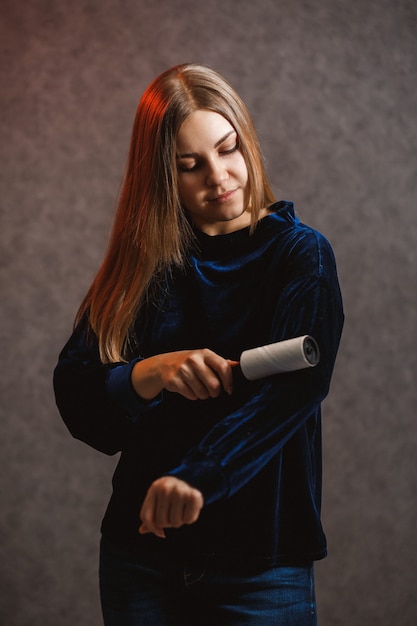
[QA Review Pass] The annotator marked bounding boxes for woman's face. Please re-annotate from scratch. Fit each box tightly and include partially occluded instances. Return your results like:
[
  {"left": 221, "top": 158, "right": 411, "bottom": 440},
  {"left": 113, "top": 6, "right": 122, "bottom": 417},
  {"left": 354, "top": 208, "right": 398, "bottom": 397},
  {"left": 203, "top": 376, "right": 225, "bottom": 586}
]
[{"left": 176, "top": 110, "right": 249, "bottom": 235}]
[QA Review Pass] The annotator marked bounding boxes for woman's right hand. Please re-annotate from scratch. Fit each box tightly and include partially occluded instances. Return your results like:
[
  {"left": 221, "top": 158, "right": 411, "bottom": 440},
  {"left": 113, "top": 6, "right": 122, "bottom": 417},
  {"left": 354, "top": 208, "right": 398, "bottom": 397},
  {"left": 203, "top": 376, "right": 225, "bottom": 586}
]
[{"left": 131, "top": 349, "right": 237, "bottom": 401}]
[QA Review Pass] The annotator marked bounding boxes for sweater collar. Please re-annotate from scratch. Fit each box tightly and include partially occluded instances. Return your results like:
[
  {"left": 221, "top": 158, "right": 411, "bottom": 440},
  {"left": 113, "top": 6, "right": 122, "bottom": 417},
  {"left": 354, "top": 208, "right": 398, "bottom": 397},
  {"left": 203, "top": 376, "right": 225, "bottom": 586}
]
[{"left": 191, "top": 201, "right": 296, "bottom": 259}]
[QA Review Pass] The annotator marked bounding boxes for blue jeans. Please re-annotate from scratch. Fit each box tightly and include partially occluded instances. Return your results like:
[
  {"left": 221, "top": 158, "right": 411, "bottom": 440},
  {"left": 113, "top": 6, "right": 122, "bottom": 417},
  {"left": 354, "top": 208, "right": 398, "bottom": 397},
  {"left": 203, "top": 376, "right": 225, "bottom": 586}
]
[{"left": 99, "top": 538, "right": 317, "bottom": 625}]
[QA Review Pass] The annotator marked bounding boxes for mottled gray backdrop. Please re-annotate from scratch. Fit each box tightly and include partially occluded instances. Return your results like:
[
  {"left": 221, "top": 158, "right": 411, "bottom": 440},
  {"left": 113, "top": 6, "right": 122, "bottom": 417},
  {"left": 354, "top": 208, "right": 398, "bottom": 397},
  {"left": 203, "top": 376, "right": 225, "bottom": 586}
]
[{"left": 1, "top": 0, "right": 416, "bottom": 624}]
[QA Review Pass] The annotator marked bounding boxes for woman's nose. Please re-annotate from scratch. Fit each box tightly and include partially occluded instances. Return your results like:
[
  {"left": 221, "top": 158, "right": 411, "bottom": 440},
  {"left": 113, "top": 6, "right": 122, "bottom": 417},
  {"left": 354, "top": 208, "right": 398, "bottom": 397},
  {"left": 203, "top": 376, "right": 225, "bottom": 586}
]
[{"left": 206, "top": 159, "right": 228, "bottom": 186}]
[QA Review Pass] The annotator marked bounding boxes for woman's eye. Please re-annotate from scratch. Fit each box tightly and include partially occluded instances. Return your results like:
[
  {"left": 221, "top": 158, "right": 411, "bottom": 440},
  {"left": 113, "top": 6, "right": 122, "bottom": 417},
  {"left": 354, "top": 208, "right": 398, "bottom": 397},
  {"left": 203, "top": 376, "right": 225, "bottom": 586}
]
[
  {"left": 178, "top": 162, "right": 199, "bottom": 172},
  {"left": 177, "top": 141, "right": 239, "bottom": 172},
  {"left": 220, "top": 144, "right": 238, "bottom": 155}
]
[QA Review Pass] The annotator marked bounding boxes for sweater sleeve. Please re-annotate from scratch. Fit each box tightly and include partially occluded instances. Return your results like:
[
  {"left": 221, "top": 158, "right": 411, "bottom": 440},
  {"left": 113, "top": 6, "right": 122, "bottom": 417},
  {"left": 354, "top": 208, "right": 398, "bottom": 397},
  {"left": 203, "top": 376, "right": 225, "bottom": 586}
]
[
  {"left": 53, "top": 320, "right": 162, "bottom": 455},
  {"left": 167, "top": 236, "right": 344, "bottom": 504}
]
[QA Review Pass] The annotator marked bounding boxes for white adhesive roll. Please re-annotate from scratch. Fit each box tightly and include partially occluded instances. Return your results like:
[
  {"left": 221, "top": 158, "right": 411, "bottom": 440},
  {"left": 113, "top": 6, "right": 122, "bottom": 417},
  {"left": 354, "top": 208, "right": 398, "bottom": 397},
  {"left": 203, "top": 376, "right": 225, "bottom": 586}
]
[{"left": 240, "top": 335, "right": 320, "bottom": 381}]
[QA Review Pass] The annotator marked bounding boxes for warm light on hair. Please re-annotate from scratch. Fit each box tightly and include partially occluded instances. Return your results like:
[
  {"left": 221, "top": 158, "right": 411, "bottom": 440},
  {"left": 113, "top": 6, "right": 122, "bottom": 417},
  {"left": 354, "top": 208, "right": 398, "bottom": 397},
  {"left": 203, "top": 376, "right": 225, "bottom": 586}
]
[{"left": 75, "top": 63, "right": 275, "bottom": 362}]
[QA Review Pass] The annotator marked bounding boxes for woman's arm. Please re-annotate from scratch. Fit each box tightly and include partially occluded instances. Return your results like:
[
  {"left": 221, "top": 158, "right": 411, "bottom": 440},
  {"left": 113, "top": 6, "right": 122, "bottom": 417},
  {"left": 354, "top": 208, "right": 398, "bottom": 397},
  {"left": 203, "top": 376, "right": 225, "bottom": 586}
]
[
  {"left": 53, "top": 320, "right": 152, "bottom": 454},
  {"left": 138, "top": 250, "right": 344, "bottom": 538},
  {"left": 165, "top": 267, "right": 344, "bottom": 507},
  {"left": 53, "top": 320, "right": 237, "bottom": 455}
]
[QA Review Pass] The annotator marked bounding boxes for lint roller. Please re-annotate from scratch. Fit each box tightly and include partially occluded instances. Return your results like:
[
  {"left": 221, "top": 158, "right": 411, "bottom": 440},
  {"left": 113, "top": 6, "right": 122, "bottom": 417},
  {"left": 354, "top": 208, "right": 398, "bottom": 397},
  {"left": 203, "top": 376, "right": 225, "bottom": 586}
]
[{"left": 239, "top": 335, "right": 320, "bottom": 381}]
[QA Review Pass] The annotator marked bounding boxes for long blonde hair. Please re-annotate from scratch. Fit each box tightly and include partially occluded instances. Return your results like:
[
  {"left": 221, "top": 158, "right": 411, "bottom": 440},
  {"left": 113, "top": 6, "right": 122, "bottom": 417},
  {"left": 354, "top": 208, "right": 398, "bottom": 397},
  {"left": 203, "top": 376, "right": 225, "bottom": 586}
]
[{"left": 76, "top": 63, "right": 275, "bottom": 362}]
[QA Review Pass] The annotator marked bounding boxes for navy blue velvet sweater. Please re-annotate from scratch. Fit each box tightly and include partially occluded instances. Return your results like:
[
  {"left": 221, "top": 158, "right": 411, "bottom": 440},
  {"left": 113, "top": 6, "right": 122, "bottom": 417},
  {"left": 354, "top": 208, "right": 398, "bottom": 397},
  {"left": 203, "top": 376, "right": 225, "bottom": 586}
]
[{"left": 53, "top": 201, "right": 344, "bottom": 567}]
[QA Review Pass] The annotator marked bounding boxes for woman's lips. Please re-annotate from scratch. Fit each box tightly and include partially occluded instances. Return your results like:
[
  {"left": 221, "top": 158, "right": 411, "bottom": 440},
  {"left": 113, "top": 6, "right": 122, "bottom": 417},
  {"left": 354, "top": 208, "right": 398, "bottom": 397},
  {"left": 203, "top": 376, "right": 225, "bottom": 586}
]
[{"left": 208, "top": 189, "right": 237, "bottom": 203}]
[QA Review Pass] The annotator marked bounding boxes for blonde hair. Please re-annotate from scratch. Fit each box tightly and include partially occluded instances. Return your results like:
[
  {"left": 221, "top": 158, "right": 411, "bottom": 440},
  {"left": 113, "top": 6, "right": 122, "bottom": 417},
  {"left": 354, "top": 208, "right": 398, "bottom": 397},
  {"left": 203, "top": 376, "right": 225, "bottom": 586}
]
[{"left": 76, "top": 63, "right": 275, "bottom": 362}]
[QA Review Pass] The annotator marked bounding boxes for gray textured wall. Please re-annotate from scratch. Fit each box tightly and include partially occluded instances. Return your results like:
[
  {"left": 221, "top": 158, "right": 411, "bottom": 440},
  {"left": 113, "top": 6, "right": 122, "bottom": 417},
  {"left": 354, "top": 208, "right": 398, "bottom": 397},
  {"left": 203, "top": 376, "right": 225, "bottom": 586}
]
[{"left": 1, "top": 0, "right": 416, "bottom": 624}]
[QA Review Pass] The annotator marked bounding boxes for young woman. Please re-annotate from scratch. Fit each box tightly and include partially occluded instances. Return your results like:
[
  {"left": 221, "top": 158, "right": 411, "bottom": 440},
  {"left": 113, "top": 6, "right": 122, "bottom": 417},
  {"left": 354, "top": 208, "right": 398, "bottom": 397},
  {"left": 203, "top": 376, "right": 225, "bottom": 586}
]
[{"left": 54, "top": 63, "right": 344, "bottom": 625}]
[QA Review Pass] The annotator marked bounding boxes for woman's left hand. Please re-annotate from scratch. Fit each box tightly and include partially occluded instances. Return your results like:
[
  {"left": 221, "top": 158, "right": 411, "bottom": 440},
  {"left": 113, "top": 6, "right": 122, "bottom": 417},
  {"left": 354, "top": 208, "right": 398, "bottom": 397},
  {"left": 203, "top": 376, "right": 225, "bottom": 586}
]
[{"left": 139, "top": 476, "right": 204, "bottom": 539}]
